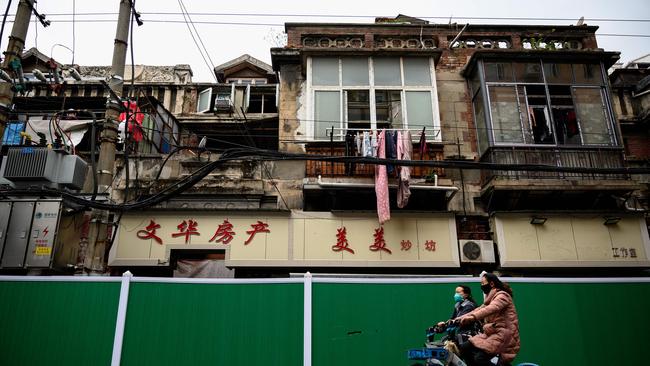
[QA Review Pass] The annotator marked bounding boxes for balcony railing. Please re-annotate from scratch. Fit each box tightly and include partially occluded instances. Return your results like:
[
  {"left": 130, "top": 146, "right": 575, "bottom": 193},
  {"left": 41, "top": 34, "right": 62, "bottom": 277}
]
[
  {"left": 305, "top": 143, "right": 444, "bottom": 178},
  {"left": 480, "top": 146, "right": 628, "bottom": 184}
]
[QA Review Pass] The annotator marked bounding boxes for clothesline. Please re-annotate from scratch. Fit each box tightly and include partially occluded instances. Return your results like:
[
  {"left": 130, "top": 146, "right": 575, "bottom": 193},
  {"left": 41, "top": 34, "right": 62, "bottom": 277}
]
[{"left": 326, "top": 127, "right": 441, "bottom": 139}]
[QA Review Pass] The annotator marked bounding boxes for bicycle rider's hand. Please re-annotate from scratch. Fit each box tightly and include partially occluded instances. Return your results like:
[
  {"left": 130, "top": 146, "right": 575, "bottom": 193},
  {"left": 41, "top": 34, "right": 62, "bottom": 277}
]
[{"left": 459, "top": 315, "right": 475, "bottom": 326}]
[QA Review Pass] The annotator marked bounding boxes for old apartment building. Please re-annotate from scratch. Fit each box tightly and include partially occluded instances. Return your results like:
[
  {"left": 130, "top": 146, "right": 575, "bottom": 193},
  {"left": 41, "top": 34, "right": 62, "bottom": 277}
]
[{"left": 0, "top": 16, "right": 648, "bottom": 277}]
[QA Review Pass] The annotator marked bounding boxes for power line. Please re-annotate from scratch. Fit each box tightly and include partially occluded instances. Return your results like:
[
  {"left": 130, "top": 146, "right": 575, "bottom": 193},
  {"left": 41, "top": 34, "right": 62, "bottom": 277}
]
[
  {"left": 176, "top": 1, "right": 218, "bottom": 82},
  {"left": 6, "top": 12, "right": 650, "bottom": 23},
  {"left": 4, "top": 18, "right": 649, "bottom": 37}
]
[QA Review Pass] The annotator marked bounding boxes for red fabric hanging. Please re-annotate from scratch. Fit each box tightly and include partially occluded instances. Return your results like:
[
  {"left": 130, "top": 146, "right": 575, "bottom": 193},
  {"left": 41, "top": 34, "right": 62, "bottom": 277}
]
[{"left": 119, "top": 101, "right": 144, "bottom": 142}]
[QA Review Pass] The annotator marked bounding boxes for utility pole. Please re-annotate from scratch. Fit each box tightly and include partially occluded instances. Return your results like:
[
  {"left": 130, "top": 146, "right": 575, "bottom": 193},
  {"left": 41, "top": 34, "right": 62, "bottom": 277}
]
[
  {"left": 0, "top": 0, "right": 35, "bottom": 143},
  {"left": 86, "top": 0, "right": 132, "bottom": 273}
]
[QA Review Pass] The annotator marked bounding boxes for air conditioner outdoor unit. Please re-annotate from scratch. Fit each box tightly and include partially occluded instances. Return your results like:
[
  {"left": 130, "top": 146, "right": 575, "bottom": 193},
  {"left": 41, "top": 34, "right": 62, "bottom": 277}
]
[{"left": 459, "top": 240, "right": 496, "bottom": 263}]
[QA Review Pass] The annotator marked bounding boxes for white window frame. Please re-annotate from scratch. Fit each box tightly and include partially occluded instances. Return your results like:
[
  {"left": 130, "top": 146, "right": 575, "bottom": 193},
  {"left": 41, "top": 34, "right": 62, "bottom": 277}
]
[
  {"left": 197, "top": 88, "right": 212, "bottom": 113},
  {"left": 307, "top": 56, "right": 441, "bottom": 142}
]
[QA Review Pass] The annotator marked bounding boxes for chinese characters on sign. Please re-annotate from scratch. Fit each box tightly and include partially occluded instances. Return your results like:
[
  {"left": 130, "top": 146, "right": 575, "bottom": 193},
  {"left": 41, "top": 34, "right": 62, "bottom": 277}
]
[
  {"left": 209, "top": 219, "right": 235, "bottom": 244},
  {"left": 136, "top": 219, "right": 271, "bottom": 246},
  {"left": 327, "top": 226, "right": 438, "bottom": 255},
  {"left": 369, "top": 227, "right": 392, "bottom": 254},
  {"left": 332, "top": 227, "right": 355, "bottom": 253},
  {"left": 137, "top": 220, "right": 163, "bottom": 244},
  {"left": 612, "top": 247, "right": 638, "bottom": 259},
  {"left": 245, "top": 221, "right": 270, "bottom": 245},
  {"left": 400, "top": 240, "right": 412, "bottom": 251},
  {"left": 425, "top": 240, "right": 437, "bottom": 252},
  {"left": 172, "top": 219, "right": 200, "bottom": 244}
]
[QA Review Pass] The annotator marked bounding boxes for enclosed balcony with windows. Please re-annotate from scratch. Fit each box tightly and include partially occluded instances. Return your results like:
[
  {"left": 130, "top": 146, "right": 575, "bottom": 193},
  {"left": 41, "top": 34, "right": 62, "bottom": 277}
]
[{"left": 465, "top": 54, "right": 639, "bottom": 210}]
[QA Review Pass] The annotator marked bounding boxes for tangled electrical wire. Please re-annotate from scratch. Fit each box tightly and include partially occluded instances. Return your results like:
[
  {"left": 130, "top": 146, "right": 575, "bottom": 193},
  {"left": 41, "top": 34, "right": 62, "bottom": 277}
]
[{"left": 1, "top": 146, "right": 648, "bottom": 213}]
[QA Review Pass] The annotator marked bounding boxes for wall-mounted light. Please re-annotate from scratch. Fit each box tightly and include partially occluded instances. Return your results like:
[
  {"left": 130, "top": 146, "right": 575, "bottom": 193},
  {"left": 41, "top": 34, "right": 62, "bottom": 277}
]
[
  {"left": 530, "top": 216, "right": 547, "bottom": 225},
  {"left": 603, "top": 216, "right": 621, "bottom": 225}
]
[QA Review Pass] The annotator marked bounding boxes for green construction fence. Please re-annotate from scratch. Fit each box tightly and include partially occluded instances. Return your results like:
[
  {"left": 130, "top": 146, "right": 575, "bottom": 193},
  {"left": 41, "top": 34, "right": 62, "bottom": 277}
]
[{"left": 0, "top": 276, "right": 648, "bottom": 366}]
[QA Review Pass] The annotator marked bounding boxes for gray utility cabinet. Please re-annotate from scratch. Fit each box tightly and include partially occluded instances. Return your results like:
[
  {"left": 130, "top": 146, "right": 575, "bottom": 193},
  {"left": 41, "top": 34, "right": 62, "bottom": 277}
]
[
  {"left": 0, "top": 200, "right": 62, "bottom": 268},
  {"left": 0, "top": 201, "right": 35, "bottom": 268}
]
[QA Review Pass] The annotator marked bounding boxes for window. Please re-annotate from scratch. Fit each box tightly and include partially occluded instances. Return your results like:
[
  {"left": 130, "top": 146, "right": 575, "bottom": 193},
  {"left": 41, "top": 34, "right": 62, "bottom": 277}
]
[
  {"left": 247, "top": 90, "right": 277, "bottom": 114},
  {"left": 309, "top": 56, "right": 439, "bottom": 140},
  {"left": 2, "top": 121, "right": 25, "bottom": 145},
  {"left": 197, "top": 88, "right": 212, "bottom": 113},
  {"left": 472, "top": 59, "right": 615, "bottom": 150}
]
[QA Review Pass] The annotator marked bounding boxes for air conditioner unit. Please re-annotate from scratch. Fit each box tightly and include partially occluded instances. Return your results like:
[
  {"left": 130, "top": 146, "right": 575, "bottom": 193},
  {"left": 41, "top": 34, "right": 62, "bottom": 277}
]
[
  {"left": 214, "top": 95, "right": 233, "bottom": 112},
  {"left": 459, "top": 240, "right": 495, "bottom": 263}
]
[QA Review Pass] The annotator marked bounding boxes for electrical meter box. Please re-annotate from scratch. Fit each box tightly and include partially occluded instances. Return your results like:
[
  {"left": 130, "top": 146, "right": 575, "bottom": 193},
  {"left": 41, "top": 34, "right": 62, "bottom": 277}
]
[{"left": 0, "top": 200, "right": 62, "bottom": 269}]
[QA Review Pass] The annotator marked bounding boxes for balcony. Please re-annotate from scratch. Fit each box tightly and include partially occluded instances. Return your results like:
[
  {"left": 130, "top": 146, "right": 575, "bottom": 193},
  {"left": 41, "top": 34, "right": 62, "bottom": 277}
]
[
  {"left": 479, "top": 146, "right": 640, "bottom": 211},
  {"left": 305, "top": 143, "right": 445, "bottom": 179},
  {"left": 303, "top": 143, "right": 453, "bottom": 212}
]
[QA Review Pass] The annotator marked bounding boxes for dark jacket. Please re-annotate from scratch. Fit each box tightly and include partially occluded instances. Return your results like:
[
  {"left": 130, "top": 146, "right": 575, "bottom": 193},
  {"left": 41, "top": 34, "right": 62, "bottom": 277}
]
[
  {"left": 451, "top": 299, "right": 477, "bottom": 320},
  {"left": 451, "top": 299, "right": 477, "bottom": 333}
]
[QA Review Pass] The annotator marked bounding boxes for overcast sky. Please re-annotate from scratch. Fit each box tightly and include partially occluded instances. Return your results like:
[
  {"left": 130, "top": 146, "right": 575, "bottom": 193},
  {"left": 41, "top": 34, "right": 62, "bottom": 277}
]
[{"left": 4, "top": 0, "right": 650, "bottom": 81}]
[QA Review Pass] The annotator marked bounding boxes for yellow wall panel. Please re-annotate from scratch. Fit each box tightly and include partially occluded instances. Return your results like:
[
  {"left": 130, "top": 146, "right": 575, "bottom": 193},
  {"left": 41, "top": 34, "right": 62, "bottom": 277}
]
[
  {"left": 265, "top": 218, "right": 289, "bottom": 260},
  {"left": 227, "top": 218, "right": 267, "bottom": 260},
  {"left": 292, "top": 219, "right": 305, "bottom": 260},
  {"left": 609, "top": 218, "right": 647, "bottom": 260},
  {"left": 500, "top": 217, "right": 540, "bottom": 261},
  {"left": 417, "top": 218, "right": 453, "bottom": 261},
  {"left": 342, "top": 219, "right": 382, "bottom": 261},
  {"left": 117, "top": 216, "right": 153, "bottom": 260},
  {"left": 304, "top": 219, "right": 343, "bottom": 261},
  {"left": 572, "top": 217, "right": 612, "bottom": 260},
  {"left": 382, "top": 218, "right": 419, "bottom": 261},
  {"left": 536, "top": 219, "right": 578, "bottom": 261}
]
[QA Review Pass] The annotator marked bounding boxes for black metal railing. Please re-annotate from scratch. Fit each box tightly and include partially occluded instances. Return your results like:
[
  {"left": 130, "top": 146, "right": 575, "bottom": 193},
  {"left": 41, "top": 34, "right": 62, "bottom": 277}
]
[{"left": 480, "top": 146, "right": 628, "bottom": 184}]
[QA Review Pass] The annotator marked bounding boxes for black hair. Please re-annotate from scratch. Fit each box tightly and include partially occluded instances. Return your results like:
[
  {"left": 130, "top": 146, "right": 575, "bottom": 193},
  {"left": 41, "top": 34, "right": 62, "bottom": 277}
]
[
  {"left": 458, "top": 284, "right": 476, "bottom": 305},
  {"left": 483, "top": 273, "right": 514, "bottom": 298}
]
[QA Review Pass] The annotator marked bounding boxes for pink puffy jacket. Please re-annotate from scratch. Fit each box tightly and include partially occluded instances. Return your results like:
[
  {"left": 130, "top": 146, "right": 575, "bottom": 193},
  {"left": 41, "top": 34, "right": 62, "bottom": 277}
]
[{"left": 458, "top": 288, "right": 521, "bottom": 362}]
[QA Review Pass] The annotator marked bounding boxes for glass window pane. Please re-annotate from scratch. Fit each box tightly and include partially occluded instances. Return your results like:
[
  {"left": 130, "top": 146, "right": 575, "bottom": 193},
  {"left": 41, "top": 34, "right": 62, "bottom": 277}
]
[
  {"left": 373, "top": 58, "right": 401, "bottom": 86},
  {"left": 315, "top": 91, "right": 340, "bottom": 139},
  {"left": 473, "top": 92, "right": 489, "bottom": 155},
  {"left": 2, "top": 121, "right": 25, "bottom": 145},
  {"left": 470, "top": 65, "right": 481, "bottom": 97},
  {"left": 312, "top": 58, "right": 339, "bottom": 86},
  {"left": 573, "top": 63, "right": 603, "bottom": 85},
  {"left": 514, "top": 62, "right": 543, "bottom": 83},
  {"left": 403, "top": 58, "right": 431, "bottom": 86},
  {"left": 484, "top": 62, "right": 514, "bottom": 82},
  {"left": 488, "top": 86, "right": 524, "bottom": 143},
  {"left": 346, "top": 90, "right": 370, "bottom": 129},
  {"left": 375, "top": 90, "right": 403, "bottom": 129},
  {"left": 405, "top": 91, "right": 433, "bottom": 128},
  {"left": 543, "top": 63, "right": 573, "bottom": 84},
  {"left": 197, "top": 89, "right": 211, "bottom": 112},
  {"left": 573, "top": 87, "right": 611, "bottom": 144},
  {"left": 342, "top": 58, "right": 369, "bottom": 86}
]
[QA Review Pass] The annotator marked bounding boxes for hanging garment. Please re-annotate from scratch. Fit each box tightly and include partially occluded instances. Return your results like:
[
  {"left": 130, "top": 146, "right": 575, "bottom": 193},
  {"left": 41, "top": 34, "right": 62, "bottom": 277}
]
[
  {"left": 371, "top": 130, "right": 378, "bottom": 157},
  {"left": 345, "top": 131, "right": 356, "bottom": 176},
  {"left": 362, "top": 132, "right": 370, "bottom": 157},
  {"left": 375, "top": 130, "right": 390, "bottom": 224},
  {"left": 418, "top": 129, "right": 427, "bottom": 159},
  {"left": 385, "top": 130, "right": 397, "bottom": 175},
  {"left": 396, "top": 130, "right": 412, "bottom": 208},
  {"left": 119, "top": 101, "right": 144, "bottom": 142},
  {"left": 355, "top": 132, "right": 362, "bottom": 155}
]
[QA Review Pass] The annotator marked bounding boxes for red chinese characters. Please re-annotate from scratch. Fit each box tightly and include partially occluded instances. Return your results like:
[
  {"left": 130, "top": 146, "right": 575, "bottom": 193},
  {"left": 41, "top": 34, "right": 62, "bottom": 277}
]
[
  {"left": 245, "top": 221, "right": 270, "bottom": 245},
  {"left": 209, "top": 219, "right": 236, "bottom": 244},
  {"left": 400, "top": 240, "right": 412, "bottom": 251},
  {"left": 369, "top": 227, "right": 392, "bottom": 254},
  {"left": 137, "top": 220, "right": 163, "bottom": 245},
  {"left": 332, "top": 227, "right": 355, "bottom": 254},
  {"left": 172, "top": 219, "right": 200, "bottom": 244},
  {"left": 425, "top": 240, "right": 436, "bottom": 252}
]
